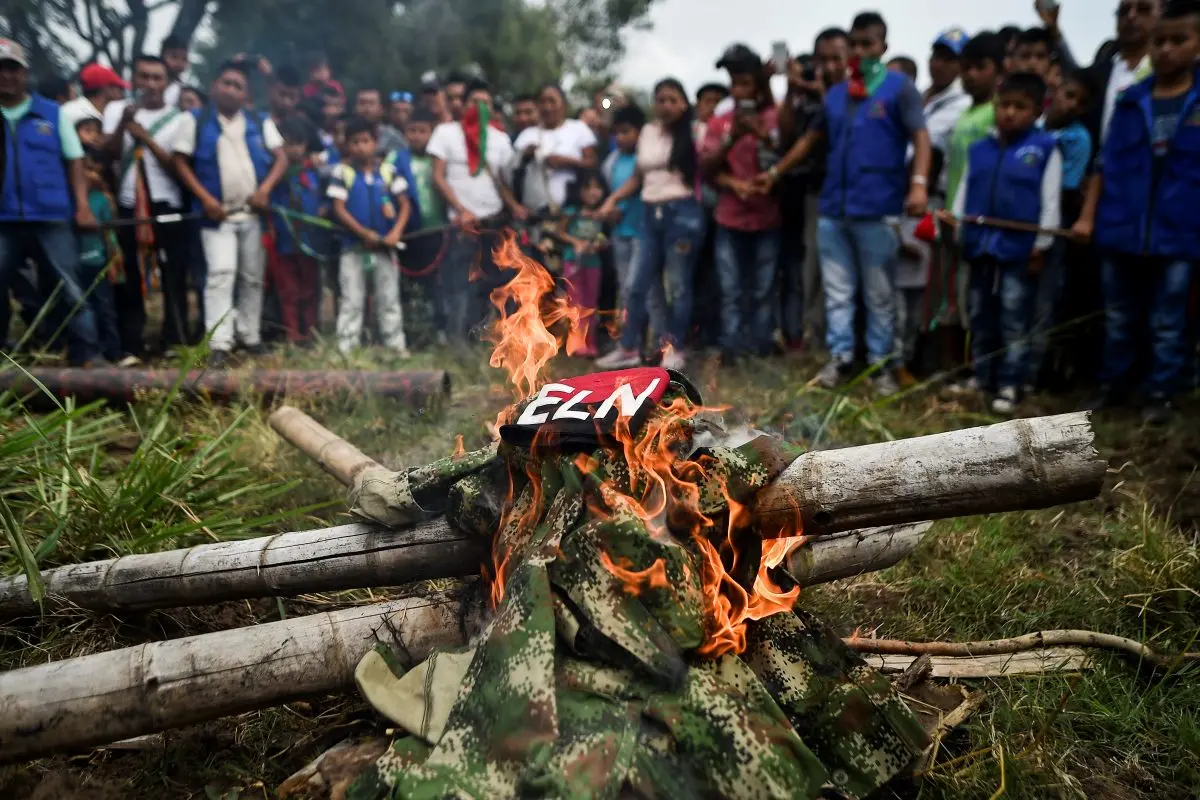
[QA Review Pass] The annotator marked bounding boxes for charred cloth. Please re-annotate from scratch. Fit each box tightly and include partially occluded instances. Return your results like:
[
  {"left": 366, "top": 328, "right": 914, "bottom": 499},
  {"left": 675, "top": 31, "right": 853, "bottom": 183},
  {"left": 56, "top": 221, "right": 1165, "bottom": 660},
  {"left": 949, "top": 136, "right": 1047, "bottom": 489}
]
[{"left": 344, "top": 365, "right": 929, "bottom": 799}]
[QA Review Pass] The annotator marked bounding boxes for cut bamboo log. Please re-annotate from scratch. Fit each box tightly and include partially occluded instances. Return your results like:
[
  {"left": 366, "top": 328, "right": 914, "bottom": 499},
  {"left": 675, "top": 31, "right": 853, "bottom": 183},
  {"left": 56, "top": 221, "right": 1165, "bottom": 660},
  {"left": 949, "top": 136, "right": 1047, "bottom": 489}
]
[
  {"left": 269, "top": 406, "right": 383, "bottom": 486},
  {"left": 859, "top": 648, "right": 1093, "bottom": 678},
  {"left": 0, "top": 587, "right": 474, "bottom": 765},
  {"left": 0, "top": 523, "right": 929, "bottom": 617},
  {"left": 0, "top": 520, "right": 484, "bottom": 617},
  {"left": 753, "top": 413, "right": 1106, "bottom": 536}
]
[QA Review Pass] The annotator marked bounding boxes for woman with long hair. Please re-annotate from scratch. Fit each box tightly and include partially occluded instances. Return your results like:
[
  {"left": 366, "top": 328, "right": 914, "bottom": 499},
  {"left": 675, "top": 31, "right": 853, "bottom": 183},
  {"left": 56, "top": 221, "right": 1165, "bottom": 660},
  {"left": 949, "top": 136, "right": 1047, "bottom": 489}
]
[
  {"left": 596, "top": 78, "right": 705, "bottom": 371},
  {"left": 511, "top": 84, "right": 599, "bottom": 213}
]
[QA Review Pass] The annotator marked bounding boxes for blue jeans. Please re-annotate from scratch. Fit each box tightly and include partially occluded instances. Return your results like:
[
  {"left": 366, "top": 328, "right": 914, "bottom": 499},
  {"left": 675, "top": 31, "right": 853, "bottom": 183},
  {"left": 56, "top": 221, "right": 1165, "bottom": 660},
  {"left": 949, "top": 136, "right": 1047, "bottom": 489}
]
[
  {"left": 612, "top": 234, "right": 664, "bottom": 342},
  {"left": 1099, "top": 254, "right": 1194, "bottom": 397},
  {"left": 817, "top": 217, "right": 899, "bottom": 364},
  {"left": 79, "top": 259, "right": 120, "bottom": 361},
  {"left": 714, "top": 226, "right": 781, "bottom": 354},
  {"left": 620, "top": 198, "right": 705, "bottom": 351},
  {"left": 0, "top": 222, "right": 99, "bottom": 364},
  {"left": 1028, "top": 238, "right": 1068, "bottom": 384},
  {"left": 440, "top": 227, "right": 502, "bottom": 344},
  {"left": 967, "top": 258, "right": 1036, "bottom": 391}
]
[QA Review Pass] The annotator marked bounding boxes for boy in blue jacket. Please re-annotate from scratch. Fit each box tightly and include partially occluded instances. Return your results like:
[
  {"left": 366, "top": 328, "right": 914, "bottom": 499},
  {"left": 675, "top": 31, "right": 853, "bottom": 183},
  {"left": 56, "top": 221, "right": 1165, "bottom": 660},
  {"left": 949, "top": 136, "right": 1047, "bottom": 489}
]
[
  {"left": 327, "top": 116, "right": 411, "bottom": 355},
  {"left": 270, "top": 117, "right": 324, "bottom": 345},
  {"left": 1073, "top": 1, "right": 1200, "bottom": 424},
  {"left": 947, "top": 71, "right": 1062, "bottom": 415}
]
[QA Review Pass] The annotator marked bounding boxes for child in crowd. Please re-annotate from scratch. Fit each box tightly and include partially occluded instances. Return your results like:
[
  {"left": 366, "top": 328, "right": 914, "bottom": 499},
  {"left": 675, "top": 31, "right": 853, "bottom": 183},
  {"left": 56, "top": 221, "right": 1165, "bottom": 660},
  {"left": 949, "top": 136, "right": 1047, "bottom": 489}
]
[
  {"left": 403, "top": 106, "right": 449, "bottom": 345},
  {"left": 1029, "top": 68, "right": 1095, "bottom": 387},
  {"left": 178, "top": 86, "right": 205, "bottom": 112},
  {"left": 948, "top": 72, "right": 1062, "bottom": 415},
  {"left": 1012, "top": 27, "right": 1054, "bottom": 79},
  {"left": 269, "top": 117, "right": 325, "bottom": 345},
  {"left": 74, "top": 114, "right": 105, "bottom": 150},
  {"left": 327, "top": 117, "right": 411, "bottom": 355},
  {"left": 555, "top": 169, "right": 610, "bottom": 357},
  {"left": 1074, "top": 1, "right": 1200, "bottom": 424},
  {"left": 78, "top": 147, "right": 123, "bottom": 362},
  {"left": 602, "top": 104, "right": 655, "bottom": 332}
]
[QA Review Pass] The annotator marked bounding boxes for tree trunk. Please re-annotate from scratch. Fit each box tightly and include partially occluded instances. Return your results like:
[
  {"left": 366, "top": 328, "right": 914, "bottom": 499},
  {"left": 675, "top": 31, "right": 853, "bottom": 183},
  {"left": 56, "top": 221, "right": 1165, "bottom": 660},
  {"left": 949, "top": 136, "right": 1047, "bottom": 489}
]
[
  {"left": 0, "top": 587, "right": 475, "bottom": 765},
  {"left": 753, "top": 413, "right": 1106, "bottom": 537},
  {"left": 0, "top": 523, "right": 930, "bottom": 617},
  {"left": 0, "top": 519, "right": 483, "bottom": 617}
]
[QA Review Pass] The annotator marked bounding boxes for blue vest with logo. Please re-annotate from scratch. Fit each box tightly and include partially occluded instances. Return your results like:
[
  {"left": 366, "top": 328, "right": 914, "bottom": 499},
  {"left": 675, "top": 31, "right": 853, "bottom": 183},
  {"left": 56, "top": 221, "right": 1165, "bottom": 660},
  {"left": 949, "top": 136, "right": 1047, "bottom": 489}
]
[
  {"left": 270, "top": 167, "right": 323, "bottom": 255},
  {"left": 190, "top": 106, "right": 273, "bottom": 225},
  {"left": 0, "top": 94, "right": 73, "bottom": 222},
  {"left": 340, "top": 163, "right": 402, "bottom": 245},
  {"left": 820, "top": 71, "right": 911, "bottom": 219},
  {"left": 1095, "top": 72, "right": 1200, "bottom": 261},
  {"left": 962, "top": 128, "right": 1058, "bottom": 263},
  {"left": 383, "top": 147, "right": 423, "bottom": 232}
]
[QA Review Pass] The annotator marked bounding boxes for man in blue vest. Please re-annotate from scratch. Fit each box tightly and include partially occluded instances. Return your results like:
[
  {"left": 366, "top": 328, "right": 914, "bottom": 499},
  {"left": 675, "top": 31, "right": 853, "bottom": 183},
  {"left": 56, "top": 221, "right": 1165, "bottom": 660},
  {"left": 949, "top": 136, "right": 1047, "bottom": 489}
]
[
  {"left": 172, "top": 60, "right": 288, "bottom": 368},
  {"left": 0, "top": 38, "right": 104, "bottom": 366},
  {"left": 755, "top": 12, "right": 932, "bottom": 396}
]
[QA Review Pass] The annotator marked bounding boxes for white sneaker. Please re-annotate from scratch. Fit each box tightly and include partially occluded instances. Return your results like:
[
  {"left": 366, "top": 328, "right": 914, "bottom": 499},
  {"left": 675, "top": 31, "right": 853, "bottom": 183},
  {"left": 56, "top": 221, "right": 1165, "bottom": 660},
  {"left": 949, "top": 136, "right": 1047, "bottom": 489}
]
[
  {"left": 595, "top": 348, "right": 642, "bottom": 370},
  {"left": 991, "top": 386, "right": 1019, "bottom": 415},
  {"left": 393, "top": 348, "right": 412, "bottom": 359},
  {"left": 947, "top": 376, "right": 982, "bottom": 395},
  {"left": 872, "top": 371, "right": 900, "bottom": 398},
  {"left": 661, "top": 349, "right": 686, "bottom": 371},
  {"left": 117, "top": 355, "right": 142, "bottom": 369}
]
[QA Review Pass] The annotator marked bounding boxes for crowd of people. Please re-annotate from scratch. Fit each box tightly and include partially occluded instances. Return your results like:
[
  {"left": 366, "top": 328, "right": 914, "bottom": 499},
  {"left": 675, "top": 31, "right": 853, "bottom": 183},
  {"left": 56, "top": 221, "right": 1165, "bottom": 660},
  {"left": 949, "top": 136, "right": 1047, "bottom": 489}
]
[{"left": 1, "top": 0, "right": 1198, "bottom": 422}]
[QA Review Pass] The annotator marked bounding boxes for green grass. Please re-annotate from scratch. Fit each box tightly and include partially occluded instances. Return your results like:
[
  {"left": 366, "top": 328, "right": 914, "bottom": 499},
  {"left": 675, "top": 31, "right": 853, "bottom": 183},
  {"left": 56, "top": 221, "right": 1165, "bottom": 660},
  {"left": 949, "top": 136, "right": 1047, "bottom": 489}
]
[{"left": 1, "top": 347, "right": 1198, "bottom": 799}]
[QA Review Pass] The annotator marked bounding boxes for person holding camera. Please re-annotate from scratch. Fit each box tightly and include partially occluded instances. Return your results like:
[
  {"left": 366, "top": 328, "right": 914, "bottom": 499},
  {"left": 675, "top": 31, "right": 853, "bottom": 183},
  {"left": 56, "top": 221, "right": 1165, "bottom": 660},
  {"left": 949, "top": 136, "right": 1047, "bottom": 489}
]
[{"left": 701, "top": 44, "right": 782, "bottom": 362}]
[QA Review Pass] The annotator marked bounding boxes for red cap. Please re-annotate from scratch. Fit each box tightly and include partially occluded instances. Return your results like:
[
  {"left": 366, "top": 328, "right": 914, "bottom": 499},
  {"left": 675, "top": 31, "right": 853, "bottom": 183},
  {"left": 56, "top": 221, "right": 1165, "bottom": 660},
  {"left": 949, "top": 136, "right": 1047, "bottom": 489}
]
[{"left": 79, "top": 63, "right": 130, "bottom": 92}]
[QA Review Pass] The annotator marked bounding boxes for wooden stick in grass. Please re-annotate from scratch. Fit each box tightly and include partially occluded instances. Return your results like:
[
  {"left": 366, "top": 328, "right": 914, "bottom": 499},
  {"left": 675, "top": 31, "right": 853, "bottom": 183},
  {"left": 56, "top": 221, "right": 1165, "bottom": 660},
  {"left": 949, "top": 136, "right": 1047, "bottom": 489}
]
[
  {"left": 753, "top": 413, "right": 1106, "bottom": 537},
  {"left": 844, "top": 631, "right": 1200, "bottom": 669},
  {"left": 0, "top": 523, "right": 930, "bottom": 617},
  {"left": 269, "top": 406, "right": 381, "bottom": 486},
  {"left": 0, "top": 586, "right": 475, "bottom": 765}
]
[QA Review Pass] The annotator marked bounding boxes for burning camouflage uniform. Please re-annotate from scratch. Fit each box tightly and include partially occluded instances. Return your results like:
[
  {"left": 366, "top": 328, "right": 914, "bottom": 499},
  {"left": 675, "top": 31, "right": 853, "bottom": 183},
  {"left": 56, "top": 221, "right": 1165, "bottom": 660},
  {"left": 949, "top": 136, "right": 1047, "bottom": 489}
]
[{"left": 347, "top": 371, "right": 928, "bottom": 799}]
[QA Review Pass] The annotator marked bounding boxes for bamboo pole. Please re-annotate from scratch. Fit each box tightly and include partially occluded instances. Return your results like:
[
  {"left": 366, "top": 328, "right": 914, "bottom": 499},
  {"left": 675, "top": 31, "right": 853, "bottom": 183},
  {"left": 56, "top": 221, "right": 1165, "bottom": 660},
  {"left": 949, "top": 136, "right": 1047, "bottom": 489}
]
[
  {"left": 0, "top": 520, "right": 484, "bottom": 617},
  {"left": 753, "top": 413, "right": 1106, "bottom": 537},
  {"left": 0, "top": 587, "right": 474, "bottom": 765},
  {"left": 0, "top": 523, "right": 930, "bottom": 617},
  {"left": 269, "top": 406, "right": 382, "bottom": 486}
]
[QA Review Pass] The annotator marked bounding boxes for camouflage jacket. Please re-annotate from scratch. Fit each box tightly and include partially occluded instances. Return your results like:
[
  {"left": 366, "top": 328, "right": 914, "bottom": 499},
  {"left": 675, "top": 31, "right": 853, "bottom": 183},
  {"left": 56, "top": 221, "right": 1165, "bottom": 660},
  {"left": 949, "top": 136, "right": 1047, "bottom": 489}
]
[{"left": 347, "top": 371, "right": 928, "bottom": 799}]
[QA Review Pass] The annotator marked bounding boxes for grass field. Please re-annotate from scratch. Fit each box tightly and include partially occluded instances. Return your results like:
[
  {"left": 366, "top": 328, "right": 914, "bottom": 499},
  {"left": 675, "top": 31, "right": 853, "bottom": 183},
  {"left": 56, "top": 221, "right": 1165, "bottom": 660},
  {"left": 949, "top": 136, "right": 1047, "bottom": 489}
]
[{"left": 0, "top": 344, "right": 1197, "bottom": 799}]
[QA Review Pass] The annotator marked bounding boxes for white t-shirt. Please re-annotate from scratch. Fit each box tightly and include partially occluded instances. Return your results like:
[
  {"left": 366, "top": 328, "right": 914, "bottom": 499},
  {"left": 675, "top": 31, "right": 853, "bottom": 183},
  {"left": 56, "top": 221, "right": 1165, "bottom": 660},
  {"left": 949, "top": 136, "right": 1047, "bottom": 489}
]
[
  {"left": 173, "top": 109, "right": 283, "bottom": 220},
  {"left": 103, "top": 100, "right": 191, "bottom": 210},
  {"left": 427, "top": 121, "right": 515, "bottom": 220},
  {"left": 165, "top": 81, "right": 182, "bottom": 109},
  {"left": 511, "top": 119, "right": 597, "bottom": 209}
]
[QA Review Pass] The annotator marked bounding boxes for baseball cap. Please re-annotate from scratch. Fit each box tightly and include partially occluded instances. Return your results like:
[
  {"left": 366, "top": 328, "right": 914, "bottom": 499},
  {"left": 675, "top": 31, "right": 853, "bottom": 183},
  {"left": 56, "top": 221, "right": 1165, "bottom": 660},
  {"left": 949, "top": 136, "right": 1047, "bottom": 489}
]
[
  {"left": 79, "top": 63, "right": 130, "bottom": 92},
  {"left": 0, "top": 38, "right": 29, "bottom": 69},
  {"left": 420, "top": 71, "right": 440, "bottom": 93},
  {"left": 933, "top": 28, "right": 969, "bottom": 57},
  {"left": 716, "top": 44, "right": 763, "bottom": 73}
]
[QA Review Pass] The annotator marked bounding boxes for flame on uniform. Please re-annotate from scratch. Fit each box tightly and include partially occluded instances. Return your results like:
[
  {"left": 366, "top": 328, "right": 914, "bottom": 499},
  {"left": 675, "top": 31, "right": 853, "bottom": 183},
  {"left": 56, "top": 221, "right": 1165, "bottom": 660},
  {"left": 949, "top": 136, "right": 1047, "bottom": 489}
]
[{"left": 485, "top": 235, "right": 805, "bottom": 654}]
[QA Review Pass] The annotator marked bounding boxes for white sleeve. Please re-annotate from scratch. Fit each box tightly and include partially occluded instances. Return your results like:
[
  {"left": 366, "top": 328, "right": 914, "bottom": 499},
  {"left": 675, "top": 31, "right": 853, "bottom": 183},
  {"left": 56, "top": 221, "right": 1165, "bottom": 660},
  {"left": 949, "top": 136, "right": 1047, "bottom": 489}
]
[
  {"left": 102, "top": 100, "right": 126, "bottom": 135},
  {"left": 263, "top": 118, "right": 284, "bottom": 151},
  {"left": 173, "top": 112, "right": 197, "bottom": 156},
  {"left": 952, "top": 160, "right": 968, "bottom": 242},
  {"left": 573, "top": 119, "right": 598, "bottom": 150},
  {"left": 426, "top": 123, "right": 452, "bottom": 162},
  {"left": 511, "top": 128, "right": 534, "bottom": 168},
  {"left": 165, "top": 82, "right": 182, "bottom": 108},
  {"left": 1037, "top": 148, "right": 1063, "bottom": 252}
]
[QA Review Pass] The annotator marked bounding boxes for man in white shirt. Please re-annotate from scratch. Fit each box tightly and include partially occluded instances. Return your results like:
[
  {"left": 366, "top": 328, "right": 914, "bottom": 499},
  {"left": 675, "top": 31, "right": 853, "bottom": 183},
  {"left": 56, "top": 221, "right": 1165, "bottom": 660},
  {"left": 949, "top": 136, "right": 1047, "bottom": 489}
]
[
  {"left": 172, "top": 61, "right": 288, "bottom": 366},
  {"left": 102, "top": 54, "right": 193, "bottom": 360},
  {"left": 62, "top": 63, "right": 128, "bottom": 130},
  {"left": 1090, "top": 0, "right": 1161, "bottom": 146},
  {"left": 428, "top": 79, "right": 528, "bottom": 343}
]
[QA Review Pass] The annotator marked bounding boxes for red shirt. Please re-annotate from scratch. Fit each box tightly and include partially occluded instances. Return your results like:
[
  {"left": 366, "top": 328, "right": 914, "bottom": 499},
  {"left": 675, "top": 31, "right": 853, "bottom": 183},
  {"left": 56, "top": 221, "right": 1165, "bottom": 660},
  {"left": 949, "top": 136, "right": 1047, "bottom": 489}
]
[{"left": 702, "top": 108, "right": 782, "bottom": 232}]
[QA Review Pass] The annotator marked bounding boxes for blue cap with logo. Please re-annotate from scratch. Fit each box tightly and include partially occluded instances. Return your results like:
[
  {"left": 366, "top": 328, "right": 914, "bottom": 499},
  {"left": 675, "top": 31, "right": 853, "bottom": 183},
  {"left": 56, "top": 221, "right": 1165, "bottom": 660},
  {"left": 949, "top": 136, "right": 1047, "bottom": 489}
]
[{"left": 933, "top": 27, "right": 969, "bottom": 57}]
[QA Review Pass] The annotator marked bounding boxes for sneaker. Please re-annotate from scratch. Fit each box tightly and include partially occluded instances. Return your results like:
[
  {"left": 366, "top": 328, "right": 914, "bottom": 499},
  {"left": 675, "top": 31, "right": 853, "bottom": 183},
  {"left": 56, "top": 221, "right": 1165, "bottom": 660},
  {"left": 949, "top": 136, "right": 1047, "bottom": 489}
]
[
  {"left": 596, "top": 348, "right": 642, "bottom": 370},
  {"left": 991, "top": 386, "right": 1019, "bottom": 416},
  {"left": 661, "top": 349, "right": 686, "bottom": 371},
  {"left": 208, "top": 350, "right": 231, "bottom": 370},
  {"left": 1141, "top": 396, "right": 1174, "bottom": 426},
  {"left": 872, "top": 370, "right": 901, "bottom": 398},
  {"left": 947, "top": 376, "right": 982, "bottom": 395},
  {"left": 894, "top": 366, "right": 918, "bottom": 388},
  {"left": 816, "top": 360, "right": 852, "bottom": 389},
  {"left": 116, "top": 354, "right": 142, "bottom": 369},
  {"left": 435, "top": 331, "right": 449, "bottom": 347}
]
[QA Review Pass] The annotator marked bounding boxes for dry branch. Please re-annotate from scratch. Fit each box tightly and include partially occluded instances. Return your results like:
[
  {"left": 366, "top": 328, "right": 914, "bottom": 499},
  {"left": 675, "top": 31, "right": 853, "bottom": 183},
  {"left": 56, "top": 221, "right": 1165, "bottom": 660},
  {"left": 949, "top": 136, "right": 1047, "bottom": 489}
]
[
  {"left": 845, "top": 631, "right": 1200, "bottom": 669},
  {"left": 0, "top": 520, "right": 484, "bottom": 617},
  {"left": 0, "top": 587, "right": 474, "bottom": 764},
  {"left": 859, "top": 648, "right": 1093, "bottom": 678},
  {"left": 753, "top": 413, "right": 1106, "bottom": 536},
  {"left": 269, "top": 406, "right": 381, "bottom": 486},
  {"left": 0, "top": 523, "right": 929, "bottom": 617}
]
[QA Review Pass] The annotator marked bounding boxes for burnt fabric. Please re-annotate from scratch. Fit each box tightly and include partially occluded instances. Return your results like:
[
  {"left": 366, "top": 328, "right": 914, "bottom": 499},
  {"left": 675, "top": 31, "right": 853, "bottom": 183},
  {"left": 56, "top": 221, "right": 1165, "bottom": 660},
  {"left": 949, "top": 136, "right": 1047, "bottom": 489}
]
[{"left": 348, "top": 371, "right": 929, "bottom": 799}]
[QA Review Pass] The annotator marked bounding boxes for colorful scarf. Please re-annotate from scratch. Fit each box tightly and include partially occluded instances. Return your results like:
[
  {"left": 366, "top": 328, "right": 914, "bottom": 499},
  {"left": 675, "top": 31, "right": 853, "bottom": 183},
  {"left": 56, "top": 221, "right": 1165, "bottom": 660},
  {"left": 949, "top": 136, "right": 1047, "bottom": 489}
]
[
  {"left": 461, "top": 100, "right": 504, "bottom": 176},
  {"left": 848, "top": 57, "right": 888, "bottom": 100}
]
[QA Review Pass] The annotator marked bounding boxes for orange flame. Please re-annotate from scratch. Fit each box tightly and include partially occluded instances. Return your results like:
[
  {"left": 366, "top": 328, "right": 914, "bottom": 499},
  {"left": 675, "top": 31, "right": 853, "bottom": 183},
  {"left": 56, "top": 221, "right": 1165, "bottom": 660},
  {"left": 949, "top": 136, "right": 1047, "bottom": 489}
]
[
  {"left": 452, "top": 434, "right": 466, "bottom": 458},
  {"left": 483, "top": 232, "right": 805, "bottom": 656}
]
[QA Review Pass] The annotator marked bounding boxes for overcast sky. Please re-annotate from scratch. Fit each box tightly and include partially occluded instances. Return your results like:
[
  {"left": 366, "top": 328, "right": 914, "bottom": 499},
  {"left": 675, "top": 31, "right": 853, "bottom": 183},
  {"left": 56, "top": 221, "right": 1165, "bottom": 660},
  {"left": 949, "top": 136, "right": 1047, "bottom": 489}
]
[{"left": 617, "top": 0, "right": 1118, "bottom": 92}]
